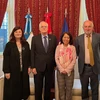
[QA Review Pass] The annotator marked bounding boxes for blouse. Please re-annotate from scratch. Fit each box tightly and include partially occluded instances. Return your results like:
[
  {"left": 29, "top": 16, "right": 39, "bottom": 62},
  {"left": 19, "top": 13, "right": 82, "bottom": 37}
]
[{"left": 55, "top": 44, "right": 76, "bottom": 74}]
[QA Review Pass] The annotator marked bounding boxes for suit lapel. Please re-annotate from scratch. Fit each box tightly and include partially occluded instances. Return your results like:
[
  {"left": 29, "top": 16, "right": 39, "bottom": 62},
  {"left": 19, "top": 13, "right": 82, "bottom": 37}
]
[
  {"left": 92, "top": 33, "right": 95, "bottom": 50},
  {"left": 81, "top": 34, "right": 85, "bottom": 55},
  {"left": 13, "top": 43, "right": 20, "bottom": 61},
  {"left": 39, "top": 34, "right": 46, "bottom": 52},
  {"left": 22, "top": 44, "right": 25, "bottom": 60},
  {"left": 47, "top": 34, "right": 52, "bottom": 52}
]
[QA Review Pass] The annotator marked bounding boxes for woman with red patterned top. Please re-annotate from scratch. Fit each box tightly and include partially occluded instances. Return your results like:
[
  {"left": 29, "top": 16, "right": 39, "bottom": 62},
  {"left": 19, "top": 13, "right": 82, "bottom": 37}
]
[{"left": 55, "top": 32, "right": 76, "bottom": 100}]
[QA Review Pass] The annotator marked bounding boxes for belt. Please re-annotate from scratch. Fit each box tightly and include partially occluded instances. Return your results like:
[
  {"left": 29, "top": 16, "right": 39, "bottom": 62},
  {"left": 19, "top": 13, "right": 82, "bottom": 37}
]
[{"left": 84, "top": 63, "right": 91, "bottom": 66}]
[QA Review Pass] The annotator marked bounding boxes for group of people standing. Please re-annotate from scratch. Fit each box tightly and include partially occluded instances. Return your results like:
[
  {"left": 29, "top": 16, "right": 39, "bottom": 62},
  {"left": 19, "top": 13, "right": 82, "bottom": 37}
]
[{"left": 3, "top": 20, "right": 100, "bottom": 100}]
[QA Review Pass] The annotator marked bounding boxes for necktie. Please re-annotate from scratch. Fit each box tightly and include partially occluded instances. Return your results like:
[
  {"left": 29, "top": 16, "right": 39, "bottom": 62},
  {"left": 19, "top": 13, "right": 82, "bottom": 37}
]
[
  {"left": 44, "top": 36, "right": 48, "bottom": 52},
  {"left": 87, "top": 36, "right": 94, "bottom": 66}
]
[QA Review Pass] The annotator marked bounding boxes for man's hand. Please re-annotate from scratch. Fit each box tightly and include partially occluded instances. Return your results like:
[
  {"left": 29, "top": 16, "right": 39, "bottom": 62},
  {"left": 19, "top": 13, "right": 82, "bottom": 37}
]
[{"left": 32, "top": 68, "right": 37, "bottom": 75}]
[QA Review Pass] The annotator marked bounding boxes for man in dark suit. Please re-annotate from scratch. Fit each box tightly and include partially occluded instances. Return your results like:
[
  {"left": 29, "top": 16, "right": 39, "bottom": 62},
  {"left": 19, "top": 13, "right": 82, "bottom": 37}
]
[
  {"left": 74, "top": 20, "right": 100, "bottom": 100},
  {"left": 31, "top": 21, "right": 57, "bottom": 100}
]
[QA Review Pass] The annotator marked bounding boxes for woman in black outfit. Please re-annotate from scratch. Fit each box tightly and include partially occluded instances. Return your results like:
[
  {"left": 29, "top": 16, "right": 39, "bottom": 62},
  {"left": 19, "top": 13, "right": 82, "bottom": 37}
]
[{"left": 3, "top": 26, "right": 31, "bottom": 100}]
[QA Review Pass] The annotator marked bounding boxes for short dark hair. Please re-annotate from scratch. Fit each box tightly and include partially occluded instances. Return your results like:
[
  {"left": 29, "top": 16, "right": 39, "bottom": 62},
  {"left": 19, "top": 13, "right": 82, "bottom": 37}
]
[
  {"left": 9, "top": 26, "right": 26, "bottom": 43},
  {"left": 60, "top": 32, "right": 73, "bottom": 45}
]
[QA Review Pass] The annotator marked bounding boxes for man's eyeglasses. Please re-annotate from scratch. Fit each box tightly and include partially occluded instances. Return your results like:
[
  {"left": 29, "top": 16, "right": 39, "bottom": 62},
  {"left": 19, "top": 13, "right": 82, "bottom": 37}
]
[{"left": 41, "top": 26, "right": 48, "bottom": 28}]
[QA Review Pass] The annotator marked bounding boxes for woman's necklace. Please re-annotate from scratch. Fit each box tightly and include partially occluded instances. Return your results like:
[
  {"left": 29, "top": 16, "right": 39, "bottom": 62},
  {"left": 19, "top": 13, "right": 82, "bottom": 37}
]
[{"left": 16, "top": 42, "right": 22, "bottom": 51}]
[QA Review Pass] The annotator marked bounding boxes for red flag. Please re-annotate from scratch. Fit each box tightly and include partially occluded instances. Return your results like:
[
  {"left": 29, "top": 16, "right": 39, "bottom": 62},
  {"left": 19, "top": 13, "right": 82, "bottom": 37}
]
[{"left": 44, "top": 12, "right": 52, "bottom": 34}]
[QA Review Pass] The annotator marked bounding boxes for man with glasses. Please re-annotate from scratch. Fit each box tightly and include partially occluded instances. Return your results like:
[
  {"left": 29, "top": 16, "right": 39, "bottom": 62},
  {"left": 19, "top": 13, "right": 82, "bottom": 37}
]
[{"left": 31, "top": 21, "right": 57, "bottom": 100}]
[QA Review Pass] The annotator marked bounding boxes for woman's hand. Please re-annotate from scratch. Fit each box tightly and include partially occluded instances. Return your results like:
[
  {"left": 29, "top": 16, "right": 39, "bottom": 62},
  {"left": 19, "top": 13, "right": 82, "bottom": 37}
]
[
  {"left": 5, "top": 73, "right": 10, "bottom": 79},
  {"left": 61, "top": 70, "right": 67, "bottom": 74},
  {"left": 28, "top": 68, "right": 31, "bottom": 74}
]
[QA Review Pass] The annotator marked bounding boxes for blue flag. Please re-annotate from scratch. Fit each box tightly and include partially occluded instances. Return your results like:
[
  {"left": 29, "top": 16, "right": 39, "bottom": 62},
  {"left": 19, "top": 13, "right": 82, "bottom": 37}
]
[
  {"left": 24, "top": 13, "right": 32, "bottom": 39},
  {"left": 62, "top": 17, "right": 68, "bottom": 33},
  {"left": 59, "top": 17, "right": 68, "bottom": 41}
]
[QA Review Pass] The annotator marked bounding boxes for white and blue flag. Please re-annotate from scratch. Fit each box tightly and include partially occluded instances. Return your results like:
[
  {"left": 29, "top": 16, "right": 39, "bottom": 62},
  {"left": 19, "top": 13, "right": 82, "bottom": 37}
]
[{"left": 24, "top": 8, "right": 33, "bottom": 48}]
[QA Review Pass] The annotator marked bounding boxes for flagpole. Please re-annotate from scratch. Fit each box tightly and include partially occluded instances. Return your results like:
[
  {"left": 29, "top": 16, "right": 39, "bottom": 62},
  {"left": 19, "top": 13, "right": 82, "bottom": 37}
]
[
  {"left": 47, "top": 7, "right": 48, "bottom": 13},
  {"left": 28, "top": 8, "right": 30, "bottom": 14},
  {"left": 47, "top": 0, "right": 49, "bottom": 12},
  {"left": 65, "top": 8, "right": 67, "bottom": 18}
]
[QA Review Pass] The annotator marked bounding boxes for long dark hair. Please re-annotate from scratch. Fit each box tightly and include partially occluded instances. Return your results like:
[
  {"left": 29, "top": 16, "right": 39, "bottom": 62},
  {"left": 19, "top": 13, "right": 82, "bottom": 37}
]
[
  {"left": 60, "top": 32, "right": 73, "bottom": 45},
  {"left": 9, "top": 26, "right": 26, "bottom": 43}
]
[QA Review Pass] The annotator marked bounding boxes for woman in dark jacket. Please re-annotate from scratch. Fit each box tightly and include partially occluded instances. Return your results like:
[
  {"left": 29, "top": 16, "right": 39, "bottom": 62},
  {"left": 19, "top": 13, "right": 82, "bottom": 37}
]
[{"left": 3, "top": 26, "right": 31, "bottom": 100}]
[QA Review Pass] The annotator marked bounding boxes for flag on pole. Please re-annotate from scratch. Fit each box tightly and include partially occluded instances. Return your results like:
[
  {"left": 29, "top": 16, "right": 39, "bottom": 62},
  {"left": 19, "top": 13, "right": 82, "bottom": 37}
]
[
  {"left": 78, "top": 0, "right": 88, "bottom": 35},
  {"left": 62, "top": 17, "right": 68, "bottom": 33},
  {"left": 44, "top": 7, "right": 52, "bottom": 34},
  {"left": 60, "top": 8, "right": 68, "bottom": 42},
  {"left": 24, "top": 8, "right": 33, "bottom": 49},
  {"left": 62, "top": 8, "right": 68, "bottom": 33},
  {"left": 24, "top": 8, "right": 32, "bottom": 39}
]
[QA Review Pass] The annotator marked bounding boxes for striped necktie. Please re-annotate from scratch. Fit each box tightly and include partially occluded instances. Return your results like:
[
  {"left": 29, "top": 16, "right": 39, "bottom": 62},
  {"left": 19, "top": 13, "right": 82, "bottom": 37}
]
[{"left": 44, "top": 36, "right": 48, "bottom": 52}]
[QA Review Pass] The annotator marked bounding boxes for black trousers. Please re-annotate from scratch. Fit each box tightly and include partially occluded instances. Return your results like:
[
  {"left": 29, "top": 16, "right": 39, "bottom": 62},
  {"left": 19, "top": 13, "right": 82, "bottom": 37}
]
[
  {"left": 80, "top": 64, "right": 99, "bottom": 100},
  {"left": 34, "top": 66, "right": 54, "bottom": 100}
]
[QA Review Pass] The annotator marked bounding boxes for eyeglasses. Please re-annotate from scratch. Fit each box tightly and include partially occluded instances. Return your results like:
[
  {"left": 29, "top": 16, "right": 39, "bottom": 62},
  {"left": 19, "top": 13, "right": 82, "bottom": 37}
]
[{"left": 41, "top": 26, "right": 48, "bottom": 28}]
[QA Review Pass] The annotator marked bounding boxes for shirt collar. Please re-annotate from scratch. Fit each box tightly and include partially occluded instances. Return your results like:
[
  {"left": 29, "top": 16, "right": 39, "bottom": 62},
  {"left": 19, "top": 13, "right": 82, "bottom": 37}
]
[
  {"left": 41, "top": 34, "right": 48, "bottom": 38},
  {"left": 85, "top": 33, "right": 92, "bottom": 37}
]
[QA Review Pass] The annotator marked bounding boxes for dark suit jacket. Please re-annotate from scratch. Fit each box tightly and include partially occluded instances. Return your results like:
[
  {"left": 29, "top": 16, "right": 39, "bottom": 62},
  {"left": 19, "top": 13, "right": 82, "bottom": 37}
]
[
  {"left": 31, "top": 34, "right": 57, "bottom": 72},
  {"left": 75, "top": 33, "right": 100, "bottom": 75}
]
